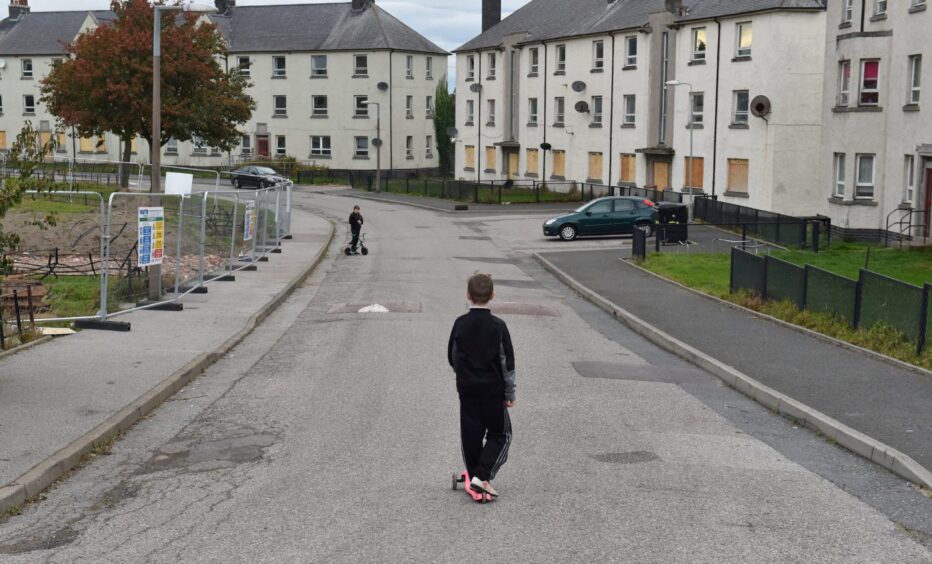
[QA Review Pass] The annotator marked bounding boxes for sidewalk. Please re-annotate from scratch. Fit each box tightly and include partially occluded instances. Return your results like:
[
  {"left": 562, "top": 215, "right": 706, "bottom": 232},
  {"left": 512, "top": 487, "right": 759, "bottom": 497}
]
[
  {"left": 330, "top": 187, "right": 581, "bottom": 215},
  {"left": 0, "top": 208, "right": 333, "bottom": 512},
  {"left": 540, "top": 248, "right": 932, "bottom": 485}
]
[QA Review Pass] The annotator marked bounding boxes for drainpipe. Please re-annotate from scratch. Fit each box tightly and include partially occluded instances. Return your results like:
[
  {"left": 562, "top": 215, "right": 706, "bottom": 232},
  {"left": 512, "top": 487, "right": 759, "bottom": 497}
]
[
  {"left": 542, "top": 42, "right": 548, "bottom": 180},
  {"left": 477, "top": 51, "right": 483, "bottom": 182},
  {"left": 860, "top": 0, "right": 866, "bottom": 32},
  {"left": 389, "top": 50, "right": 394, "bottom": 174},
  {"left": 607, "top": 33, "right": 616, "bottom": 187},
  {"left": 711, "top": 18, "right": 722, "bottom": 197}
]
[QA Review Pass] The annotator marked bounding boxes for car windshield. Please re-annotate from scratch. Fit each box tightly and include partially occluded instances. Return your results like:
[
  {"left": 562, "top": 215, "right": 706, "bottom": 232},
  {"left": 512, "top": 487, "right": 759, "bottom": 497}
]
[{"left": 255, "top": 167, "right": 277, "bottom": 175}]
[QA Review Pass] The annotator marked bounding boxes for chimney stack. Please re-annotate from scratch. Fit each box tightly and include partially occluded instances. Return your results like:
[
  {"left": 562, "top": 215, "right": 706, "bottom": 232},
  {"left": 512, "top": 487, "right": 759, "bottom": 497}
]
[
  {"left": 8, "top": 0, "right": 29, "bottom": 20},
  {"left": 482, "top": 0, "right": 501, "bottom": 32},
  {"left": 352, "top": 0, "right": 371, "bottom": 11},
  {"left": 214, "top": 0, "right": 236, "bottom": 16},
  {"left": 664, "top": 0, "right": 682, "bottom": 15}
]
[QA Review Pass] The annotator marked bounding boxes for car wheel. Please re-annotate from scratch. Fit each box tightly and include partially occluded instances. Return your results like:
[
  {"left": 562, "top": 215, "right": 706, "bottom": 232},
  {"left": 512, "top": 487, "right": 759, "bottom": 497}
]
[
  {"left": 233, "top": 178, "right": 241, "bottom": 189},
  {"left": 558, "top": 224, "right": 578, "bottom": 241},
  {"left": 635, "top": 221, "right": 654, "bottom": 237}
]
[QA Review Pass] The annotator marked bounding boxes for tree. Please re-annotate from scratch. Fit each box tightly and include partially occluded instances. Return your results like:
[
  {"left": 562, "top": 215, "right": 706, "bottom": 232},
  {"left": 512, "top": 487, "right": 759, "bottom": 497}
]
[
  {"left": 433, "top": 76, "right": 456, "bottom": 176},
  {"left": 41, "top": 0, "right": 255, "bottom": 186}
]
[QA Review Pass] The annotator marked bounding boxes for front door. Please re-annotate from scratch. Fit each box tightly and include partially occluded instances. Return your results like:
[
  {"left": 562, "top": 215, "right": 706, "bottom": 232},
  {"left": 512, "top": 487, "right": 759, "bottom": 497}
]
[
  {"left": 652, "top": 161, "right": 671, "bottom": 190},
  {"left": 925, "top": 168, "right": 932, "bottom": 237},
  {"left": 257, "top": 135, "right": 270, "bottom": 159},
  {"left": 507, "top": 152, "right": 519, "bottom": 179}
]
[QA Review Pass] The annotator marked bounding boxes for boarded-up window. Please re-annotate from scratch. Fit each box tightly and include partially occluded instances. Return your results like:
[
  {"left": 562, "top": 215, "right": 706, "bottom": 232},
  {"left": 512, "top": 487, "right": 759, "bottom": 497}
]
[
  {"left": 485, "top": 146, "right": 496, "bottom": 171},
  {"left": 38, "top": 131, "right": 52, "bottom": 148},
  {"left": 552, "top": 150, "right": 566, "bottom": 177},
  {"left": 526, "top": 149, "right": 539, "bottom": 174},
  {"left": 620, "top": 154, "right": 636, "bottom": 183},
  {"left": 56, "top": 132, "right": 66, "bottom": 148},
  {"left": 588, "top": 152, "right": 604, "bottom": 181},
  {"left": 96, "top": 135, "right": 107, "bottom": 153},
  {"left": 79, "top": 136, "right": 95, "bottom": 153},
  {"left": 465, "top": 145, "right": 475, "bottom": 169},
  {"left": 131, "top": 138, "right": 138, "bottom": 154},
  {"left": 727, "top": 159, "right": 749, "bottom": 193},
  {"left": 0, "top": 131, "right": 6, "bottom": 150},
  {"left": 684, "top": 156, "right": 704, "bottom": 189}
]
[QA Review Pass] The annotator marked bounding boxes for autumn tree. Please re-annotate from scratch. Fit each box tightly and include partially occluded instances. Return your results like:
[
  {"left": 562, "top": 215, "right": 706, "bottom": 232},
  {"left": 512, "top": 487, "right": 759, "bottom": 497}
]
[
  {"left": 41, "top": 0, "right": 255, "bottom": 186},
  {"left": 432, "top": 76, "right": 455, "bottom": 176}
]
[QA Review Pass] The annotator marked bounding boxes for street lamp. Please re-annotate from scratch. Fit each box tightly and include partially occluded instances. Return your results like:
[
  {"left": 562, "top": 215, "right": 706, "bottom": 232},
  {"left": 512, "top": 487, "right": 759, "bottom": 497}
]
[
  {"left": 665, "top": 79, "right": 695, "bottom": 206},
  {"left": 362, "top": 101, "right": 382, "bottom": 193},
  {"left": 149, "top": 2, "right": 216, "bottom": 300}
]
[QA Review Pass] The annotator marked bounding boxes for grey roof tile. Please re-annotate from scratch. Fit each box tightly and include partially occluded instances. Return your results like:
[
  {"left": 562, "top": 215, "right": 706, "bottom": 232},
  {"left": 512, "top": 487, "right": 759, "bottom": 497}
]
[
  {"left": 0, "top": 11, "right": 90, "bottom": 56},
  {"left": 676, "top": 0, "right": 826, "bottom": 22}
]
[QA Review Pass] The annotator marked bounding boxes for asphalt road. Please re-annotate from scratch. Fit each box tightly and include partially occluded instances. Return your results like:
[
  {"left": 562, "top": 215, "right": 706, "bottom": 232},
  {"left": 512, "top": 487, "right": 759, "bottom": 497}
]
[{"left": 0, "top": 186, "right": 928, "bottom": 562}]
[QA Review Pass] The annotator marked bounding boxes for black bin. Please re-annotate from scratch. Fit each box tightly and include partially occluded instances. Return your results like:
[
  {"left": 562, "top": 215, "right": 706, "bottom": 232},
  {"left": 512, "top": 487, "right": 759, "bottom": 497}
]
[{"left": 656, "top": 203, "right": 689, "bottom": 244}]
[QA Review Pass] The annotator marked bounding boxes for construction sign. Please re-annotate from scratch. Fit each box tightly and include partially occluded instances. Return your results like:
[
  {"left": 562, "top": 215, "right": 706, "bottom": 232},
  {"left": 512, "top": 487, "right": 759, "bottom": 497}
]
[
  {"left": 138, "top": 207, "right": 165, "bottom": 267},
  {"left": 244, "top": 200, "right": 257, "bottom": 242}
]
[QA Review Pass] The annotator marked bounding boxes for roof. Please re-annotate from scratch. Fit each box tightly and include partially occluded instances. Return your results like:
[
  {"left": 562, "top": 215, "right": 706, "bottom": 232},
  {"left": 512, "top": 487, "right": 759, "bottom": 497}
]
[
  {"left": 0, "top": 2, "right": 447, "bottom": 57},
  {"left": 455, "top": 0, "right": 824, "bottom": 52}
]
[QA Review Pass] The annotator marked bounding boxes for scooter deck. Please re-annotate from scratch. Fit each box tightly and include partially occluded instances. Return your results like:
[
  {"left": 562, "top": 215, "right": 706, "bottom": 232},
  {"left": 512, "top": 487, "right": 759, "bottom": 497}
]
[{"left": 451, "top": 471, "right": 492, "bottom": 503}]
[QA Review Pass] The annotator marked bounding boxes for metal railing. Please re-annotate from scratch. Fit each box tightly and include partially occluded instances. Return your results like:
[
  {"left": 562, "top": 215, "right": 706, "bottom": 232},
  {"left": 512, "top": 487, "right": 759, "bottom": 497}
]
[{"left": 885, "top": 207, "right": 929, "bottom": 247}]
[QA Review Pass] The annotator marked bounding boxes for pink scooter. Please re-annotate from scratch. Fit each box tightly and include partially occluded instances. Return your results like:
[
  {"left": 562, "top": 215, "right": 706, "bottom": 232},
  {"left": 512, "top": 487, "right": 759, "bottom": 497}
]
[{"left": 452, "top": 470, "right": 493, "bottom": 503}]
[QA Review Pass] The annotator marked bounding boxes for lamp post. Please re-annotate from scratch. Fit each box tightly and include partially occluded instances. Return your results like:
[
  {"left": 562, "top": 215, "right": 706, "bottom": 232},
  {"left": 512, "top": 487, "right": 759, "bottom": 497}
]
[
  {"left": 149, "top": 2, "right": 216, "bottom": 301},
  {"left": 363, "top": 101, "right": 382, "bottom": 193},
  {"left": 665, "top": 79, "right": 694, "bottom": 206}
]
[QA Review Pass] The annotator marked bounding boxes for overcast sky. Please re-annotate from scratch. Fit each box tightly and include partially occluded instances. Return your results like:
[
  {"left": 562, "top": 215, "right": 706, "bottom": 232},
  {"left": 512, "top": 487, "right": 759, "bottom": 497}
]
[{"left": 4, "top": 0, "right": 533, "bottom": 84}]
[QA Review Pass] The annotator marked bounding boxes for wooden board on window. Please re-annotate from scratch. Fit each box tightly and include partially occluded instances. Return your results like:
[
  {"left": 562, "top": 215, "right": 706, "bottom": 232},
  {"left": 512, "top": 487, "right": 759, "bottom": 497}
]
[
  {"left": 465, "top": 145, "right": 475, "bottom": 168},
  {"left": 79, "top": 137, "right": 94, "bottom": 153},
  {"left": 96, "top": 136, "right": 107, "bottom": 153},
  {"left": 727, "top": 159, "right": 749, "bottom": 193},
  {"left": 0, "top": 131, "right": 6, "bottom": 151},
  {"left": 486, "top": 147, "right": 497, "bottom": 170},
  {"left": 620, "top": 154, "right": 636, "bottom": 183},
  {"left": 526, "top": 149, "right": 539, "bottom": 175},
  {"left": 684, "top": 157, "right": 704, "bottom": 189},
  {"left": 652, "top": 161, "right": 670, "bottom": 189},
  {"left": 588, "top": 152, "right": 603, "bottom": 181},
  {"left": 552, "top": 150, "right": 566, "bottom": 177},
  {"left": 38, "top": 131, "right": 52, "bottom": 148}
]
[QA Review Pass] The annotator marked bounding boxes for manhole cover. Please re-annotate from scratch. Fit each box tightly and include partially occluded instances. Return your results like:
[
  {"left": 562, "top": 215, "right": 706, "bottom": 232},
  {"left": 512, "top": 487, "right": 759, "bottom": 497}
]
[
  {"left": 489, "top": 302, "right": 559, "bottom": 317},
  {"left": 591, "top": 451, "right": 660, "bottom": 464},
  {"left": 328, "top": 302, "right": 422, "bottom": 314}
]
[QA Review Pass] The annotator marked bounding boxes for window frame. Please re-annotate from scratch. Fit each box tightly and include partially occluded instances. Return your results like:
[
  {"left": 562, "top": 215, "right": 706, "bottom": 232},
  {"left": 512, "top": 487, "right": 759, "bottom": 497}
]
[
  {"left": 874, "top": 0, "right": 887, "bottom": 15},
  {"left": 555, "top": 44, "right": 566, "bottom": 73},
  {"left": 554, "top": 96, "right": 565, "bottom": 125},
  {"left": 859, "top": 59, "right": 880, "bottom": 106},
  {"left": 487, "top": 52, "right": 497, "bottom": 79},
  {"left": 354, "top": 95, "right": 369, "bottom": 117},
  {"left": 735, "top": 22, "right": 752, "bottom": 58},
  {"left": 405, "top": 95, "right": 414, "bottom": 119},
  {"left": 465, "top": 100, "right": 475, "bottom": 124},
  {"left": 625, "top": 35, "right": 637, "bottom": 67},
  {"left": 487, "top": 99, "right": 496, "bottom": 125},
  {"left": 690, "top": 92, "right": 705, "bottom": 124},
  {"left": 23, "top": 94, "right": 35, "bottom": 114},
  {"left": 275, "top": 135, "right": 287, "bottom": 157},
  {"left": 354, "top": 54, "right": 369, "bottom": 76},
  {"left": 312, "top": 95, "right": 328, "bottom": 117},
  {"left": 529, "top": 47, "right": 539, "bottom": 74},
  {"left": 591, "top": 95, "right": 603, "bottom": 125},
  {"left": 426, "top": 135, "right": 433, "bottom": 157},
  {"left": 842, "top": 0, "right": 854, "bottom": 23},
  {"left": 908, "top": 54, "right": 921, "bottom": 105},
  {"left": 426, "top": 57, "right": 433, "bottom": 79},
  {"left": 311, "top": 55, "right": 328, "bottom": 77},
  {"left": 21, "top": 58, "right": 33, "bottom": 78},
  {"left": 272, "top": 56, "right": 286, "bottom": 77},
  {"left": 838, "top": 60, "right": 851, "bottom": 106},
  {"left": 241, "top": 135, "right": 252, "bottom": 155},
  {"left": 310, "top": 135, "right": 332, "bottom": 157},
  {"left": 354, "top": 136, "right": 369, "bottom": 158},
  {"left": 733, "top": 90, "right": 749, "bottom": 124},
  {"left": 193, "top": 136, "right": 207, "bottom": 154},
  {"left": 904, "top": 155, "right": 916, "bottom": 203},
  {"left": 406, "top": 55, "right": 414, "bottom": 78},
  {"left": 691, "top": 28, "right": 707, "bottom": 62},
  {"left": 592, "top": 40, "right": 604, "bottom": 71},
  {"left": 623, "top": 95, "right": 636, "bottom": 125},
  {"left": 273, "top": 95, "right": 287, "bottom": 116},
  {"left": 834, "top": 153, "right": 846, "bottom": 197},
  {"left": 528, "top": 97, "right": 539, "bottom": 125},
  {"left": 855, "top": 154, "right": 875, "bottom": 199},
  {"left": 237, "top": 56, "right": 251, "bottom": 77},
  {"left": 426, "top": 95, "right": 433, "bottom": 118},
  {"left": 406, "top": 135, "right": 414, "bottom": 159},
  {"left": 466, "top": 55, "right": 475, "bottom": 81}
]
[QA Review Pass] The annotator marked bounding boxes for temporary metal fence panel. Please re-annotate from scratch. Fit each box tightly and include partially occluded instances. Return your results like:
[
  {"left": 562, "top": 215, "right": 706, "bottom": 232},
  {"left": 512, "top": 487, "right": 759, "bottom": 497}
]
[
  {"left": 764, "top": 256, "right": 806, "bottom": 308},
  {"left": 730, "top": 248, "right": 766, "bottom": 295},
  {"left": 858, "top": 269, "right": 924, "bottom": 342},
  {"left": 805, "top": 265, "right": 858, "bottom": 324}
]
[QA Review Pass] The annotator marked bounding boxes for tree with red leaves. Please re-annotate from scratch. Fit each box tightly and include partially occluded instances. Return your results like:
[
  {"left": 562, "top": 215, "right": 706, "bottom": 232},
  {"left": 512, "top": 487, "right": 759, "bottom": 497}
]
[{"left": 41, "top": 0, "right": 254, "bottom": 178}]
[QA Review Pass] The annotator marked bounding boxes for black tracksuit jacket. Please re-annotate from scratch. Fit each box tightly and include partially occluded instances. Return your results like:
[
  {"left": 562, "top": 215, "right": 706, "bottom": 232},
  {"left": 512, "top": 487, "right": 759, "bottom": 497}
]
[{"left": 447, "top": 308, "right": 516, "bottom": 401}]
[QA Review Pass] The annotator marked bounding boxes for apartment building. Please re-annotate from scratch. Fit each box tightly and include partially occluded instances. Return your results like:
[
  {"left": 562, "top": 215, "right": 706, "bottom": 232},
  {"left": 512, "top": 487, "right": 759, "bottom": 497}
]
[{"left": 0, "top": 0, "right": 448, "bottom": 172}]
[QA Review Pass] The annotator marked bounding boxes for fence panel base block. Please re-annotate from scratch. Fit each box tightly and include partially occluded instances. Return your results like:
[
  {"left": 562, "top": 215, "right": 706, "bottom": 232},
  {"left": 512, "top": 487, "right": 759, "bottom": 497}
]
[
  {"left": 74, "top": 319, "right": 131, "bottom": 332},
  {"left": 206, "top": 274, "right": 236, "bottom": 282},
  {"left": 177, "top": 286, "right": 208, "bottom": 295},
  {"left": 135, "top": 301, "right": 184, "bottom": 311}
]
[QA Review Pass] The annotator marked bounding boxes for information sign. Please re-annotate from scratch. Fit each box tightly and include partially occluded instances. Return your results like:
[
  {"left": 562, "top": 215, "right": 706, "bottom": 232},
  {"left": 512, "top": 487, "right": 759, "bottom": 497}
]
[{"left": 138, "top": 207, "right": 165, "bottom": 267}]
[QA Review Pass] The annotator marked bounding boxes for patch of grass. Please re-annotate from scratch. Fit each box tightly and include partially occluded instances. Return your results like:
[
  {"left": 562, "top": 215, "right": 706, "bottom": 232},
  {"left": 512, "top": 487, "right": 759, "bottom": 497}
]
[
  {"left": 640, "top": 253, "right": 731, "bottom": 297},
  {"left": 44, "top": 276, "right": 106, "bottom": 318},
  {"left": 775, "top": 244, "right": 932, "bottom": 287}
]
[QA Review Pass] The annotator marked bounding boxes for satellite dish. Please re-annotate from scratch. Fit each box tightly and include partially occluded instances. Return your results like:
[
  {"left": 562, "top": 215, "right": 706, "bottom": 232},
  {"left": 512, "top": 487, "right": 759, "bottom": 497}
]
[
  {"left": 446, "top": 127, "right": 458, "bottom": 138},
  {"left": 574, "top": 101, "right": 590, "bottom": 113},
  {"left": 372, "top": 138, "right": 383, "bottom": 147},
  {"left": 469, "top": 83, "right": 482, "bottom": 93},
  {"left": 377, "top": 82, "right": 389, "bottom": 91},
  {"left": 540, "top": 142, "right": 552, "bottom": 151},
  {"left": 571, "top": 81, "right": 587, "bottom": 93},
  {"left": 750, "top": 95, "right": 772, "bottom": 118}
]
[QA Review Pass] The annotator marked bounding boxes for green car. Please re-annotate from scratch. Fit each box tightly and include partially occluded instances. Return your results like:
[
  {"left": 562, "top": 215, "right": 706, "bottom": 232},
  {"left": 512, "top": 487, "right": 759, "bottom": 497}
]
[{"left": 542, "top": 196, "right": 657, "bottom": 241}]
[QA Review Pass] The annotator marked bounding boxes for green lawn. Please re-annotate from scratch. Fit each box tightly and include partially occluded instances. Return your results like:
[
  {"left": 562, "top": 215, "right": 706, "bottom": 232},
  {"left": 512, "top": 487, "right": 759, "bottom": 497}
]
[{"left": 776, "top": 243, "right": 932, "bottom": 287}]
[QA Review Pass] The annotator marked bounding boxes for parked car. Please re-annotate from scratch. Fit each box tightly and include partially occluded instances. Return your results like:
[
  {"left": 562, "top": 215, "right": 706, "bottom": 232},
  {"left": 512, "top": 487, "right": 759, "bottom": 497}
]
[
  {"left": 543, "top": 196, "right": 657, "bottom": 241},
  {"left": 230, "top": 166, "right": 287, "bottom": 189}
]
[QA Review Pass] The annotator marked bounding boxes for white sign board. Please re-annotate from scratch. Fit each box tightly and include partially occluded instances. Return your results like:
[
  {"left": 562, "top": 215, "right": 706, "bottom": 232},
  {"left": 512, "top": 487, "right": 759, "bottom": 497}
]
[
  {"left": 244, "top": 201, "right": 256, "bottom": 242},
  {"left": 165, "top": 172, "right": 194, "bottom": 195}
]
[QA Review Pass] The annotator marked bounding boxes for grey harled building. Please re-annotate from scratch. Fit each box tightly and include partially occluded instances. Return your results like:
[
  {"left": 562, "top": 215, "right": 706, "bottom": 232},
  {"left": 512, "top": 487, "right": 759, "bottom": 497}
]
[{"left": 0, "top": 0, "right": 448, "bottom": 173}]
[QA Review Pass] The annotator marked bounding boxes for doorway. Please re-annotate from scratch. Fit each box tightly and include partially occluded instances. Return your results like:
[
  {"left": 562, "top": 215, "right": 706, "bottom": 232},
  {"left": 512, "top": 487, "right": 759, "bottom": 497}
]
[
  {"left": 257, "top": 135, "right": 270, "bottom": 159},
  {"left": 924, "top": 167, "right": 931, "bottom": 237},
  {"left": 652, "top": 161, "right": 671, "bottom": 190},
  {"left": 507, "top": 151, "right": 519, "bottom": 179}
]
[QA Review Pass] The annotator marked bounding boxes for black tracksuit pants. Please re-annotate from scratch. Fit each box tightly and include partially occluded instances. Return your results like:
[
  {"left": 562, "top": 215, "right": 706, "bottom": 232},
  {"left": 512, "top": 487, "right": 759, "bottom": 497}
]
[
  {"left": 460, "top": 396, "right": 512, "bottom": 481},
  {"left": 350, "top": 229, "right": 360, "bottom": 251}
]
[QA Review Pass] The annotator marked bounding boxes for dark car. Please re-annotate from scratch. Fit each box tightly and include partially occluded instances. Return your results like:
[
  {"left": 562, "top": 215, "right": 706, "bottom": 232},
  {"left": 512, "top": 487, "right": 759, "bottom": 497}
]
[
  {"left": 543, "top": 196, "right": 657, "bottom": 241},
  {"left": 230, "top": 166, "right": 286, "bottom": 189}
]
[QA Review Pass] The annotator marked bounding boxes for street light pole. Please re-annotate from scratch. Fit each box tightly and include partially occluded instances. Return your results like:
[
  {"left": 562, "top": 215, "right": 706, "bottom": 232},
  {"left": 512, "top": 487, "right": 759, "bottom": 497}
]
[
  {"left": 364, "top": 101, "right": 382, "bottom": 193},
  {"left": 665, "top": 80, "right": 695, "bottom": 213}
]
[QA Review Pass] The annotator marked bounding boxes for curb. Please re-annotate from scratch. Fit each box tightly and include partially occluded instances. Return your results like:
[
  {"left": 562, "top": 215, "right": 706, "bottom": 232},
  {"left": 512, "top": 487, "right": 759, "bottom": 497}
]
[
  {"left": 0, "top": 336, "right": 53, "bottom": 362},
  {"left": 534, "top": 252, "right": 932, "bottom": 490},
  {"left": 622, "top": 258, "right": 932, "bottom": 380},
  {"left": 0, "top": 221, "right": 336, "bottom": 516}
]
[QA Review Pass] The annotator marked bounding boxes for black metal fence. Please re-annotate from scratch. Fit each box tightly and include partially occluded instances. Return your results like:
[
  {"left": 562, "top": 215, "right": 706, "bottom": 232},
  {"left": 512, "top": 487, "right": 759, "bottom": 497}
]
[
  {"left": 730, "top": 248, "right": 931, "bottom": 353},
  {"left": 694, "top": 196, "right": 828, "bottom": 249}
]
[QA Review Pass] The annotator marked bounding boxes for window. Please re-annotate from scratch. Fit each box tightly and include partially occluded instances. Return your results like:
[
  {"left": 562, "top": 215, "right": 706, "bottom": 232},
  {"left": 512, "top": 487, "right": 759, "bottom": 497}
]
[
  {"left": 684, "top": 157, "right": 704, "bottom": 189},
  {"left": 275, "top": 135, "right": 286, "bottom": 156},
  {"left": 904, "top": 155, "right": 916, "bottom": 203},
  {"left": 426, "top": 96, "right": 433, "bottom": 118},
  {"left": 592, "top": 40, "right": 604, "bottom": 71},
  {"left": 193, "top": 136, "right": 207, "bottom": 154},
  {"left": 272, "top": 56, "right": 286, "bottom": 77},
  {"left": 587, "top": 152, "right": 604, "bottom": 182},
  {"left": 23, "top": 94, "right": 35, "bottom": 114},
  {"left": 736, "top": 22, "right": 752, "bottom": 57},
  {"left": 526, "top": 148, "right": 539, "bottom": 174},
  {"left": 487, "top": 52, "right": 497, "bottom": 79},
  {"left": 466, "top": 100, "right": 475, "bottom": 124},
  {"left": 552, "top": 150, "right": 566, "bottom": 178},
  {"left": 727, "top": 159, "right": 749, "bottom": 194},
  {"left": 466, "top": 55, "right": 475, "bottom": 81},
  {"left": 838, "top": 60, "right": 851, "bottom": 106},
  {"left": 554, "top": 97, "right": 565, "bottom": 125},
  {"left": 426, "top": 57, "right": 433, "bottom": 79},
  {"left": 21, "top": 59, "right": 32, "bottom": 78},
  {"left": 406, "top": 95, "right": 414, "bottom": 118},
  {"left": 166, "top": 138, "right": 178, "bottom": 154},
  {"left": 241, "top": 135, "right": 252, "bottom": 155},
  {"left": 354, "top": 136, "right": 369, "bottom": 158},
  {"left": 312, "top": 55, "right": 327, "bottom": 77},
  {"left": 860, "top": 60, "right": 880, "bottom": 105},
  {"left": 485, "top": 146, "right": 497, "bottom": 171},
  {"left": 312, "top": 95, "right": 328, "bottom": 117},
  {"left": 406, "top": 55, "right": 414, "bottom": 78},
  {"left": 733, "top": 90, "right": 749, "bottom": 124},
  {"left": 620, "top": 154, "right": 636, "bottom": 183},
  {"left": 528, "top": 98, "right": 538, "bottom": 125},
  {"left": 0, "top": 95, "right": 3, "bottom": 113},
  {"left": 355, "top": 95, "right": 369, "bottom": 117},
  {"left": 908, "top": 55, "right": 921, "bottom": 104},
  {"left": 311, "top": 136, "right": 331, "bottom": 157},
  {"left": 273, "top": 95, "right": 287, "bottom": 116},
  {"left": 354, "top": 54, "right": 368, "bottom": 76},
  {"left": 692, "top": 28, "right": 707, "bottom": 61},
  {"left": 79, "top": 136, "right": 95, "bottom": 153},
  {"left": 487, "top": 99, "right": 496, "bottom": 125},
  {"left": 591, "top": 96, "right": 603, "bottom": 125},
  {"left": 690, "top": 92, "right": 704, "bottom": 124},
  {"left": 623, "top": 95, "right": 636, "bottom": 125},
  {"left": 56, "top": 132, "right": 65, "bottom": 153},
  {"left": 465, "top": 145, "right": 475, "bottom": 169},
  {"left": 842, "top": 0, "right": 854, "bottom": 23},
  {"left": 0, "top": 131, "right": 6, "bottom": 151},
  {"left": 625, "top": 36, "right": 637, "bottom": 67},
  {"left": 834, "top": 153, "right": 846, "bottom": 196},
  {"left": 426, "top": 135, "right": 433, "bottom": 157},
  {"left": 529, "top": 48, "right": 539, "bottom": 74},
  {"left": 237, "top": 56, "right": 250, "bottom": 77},
  {"left": 555, "top": 44, "right": 566, "bottom": 73},
  {"left": 874, "top": 0, "right": 887, "bottom": 15},
  {"left": 855, "top": 154, "right": 875, "bottom": 198},
  {"left": 406, "top": 136, "right": 414, "bottom": 159}
]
